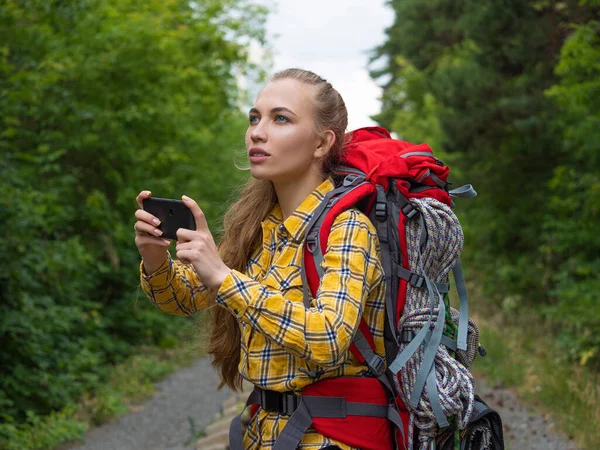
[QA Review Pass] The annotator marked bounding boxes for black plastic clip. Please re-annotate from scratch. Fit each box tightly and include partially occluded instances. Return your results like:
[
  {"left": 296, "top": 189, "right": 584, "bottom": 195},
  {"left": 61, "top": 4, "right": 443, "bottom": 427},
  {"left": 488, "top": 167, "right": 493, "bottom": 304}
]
[
  {"left": 366, "top": 354, "right": 386, "bottom": 377},
  {"left": 401, "top": 203, "right": 419, "bottom": 220},
  {"left": 408, "top": 272, "right": 425, "bottom": 288},
  {"left": 375, "top": 202, "right": 387, "bottom": 221}
]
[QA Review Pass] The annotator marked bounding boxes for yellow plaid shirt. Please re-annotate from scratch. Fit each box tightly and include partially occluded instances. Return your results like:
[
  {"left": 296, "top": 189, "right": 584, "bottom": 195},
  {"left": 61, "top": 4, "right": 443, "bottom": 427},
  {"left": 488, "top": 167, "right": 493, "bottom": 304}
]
[{"left": 140, "top": 179, "right": 387, "bottom": 450}]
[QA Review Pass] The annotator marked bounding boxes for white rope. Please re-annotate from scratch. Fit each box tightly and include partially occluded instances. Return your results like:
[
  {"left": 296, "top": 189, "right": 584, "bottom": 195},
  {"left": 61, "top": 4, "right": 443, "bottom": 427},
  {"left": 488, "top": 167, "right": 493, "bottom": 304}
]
[{"left": 396, "top": 198, "right": 475, "bottom": 450}]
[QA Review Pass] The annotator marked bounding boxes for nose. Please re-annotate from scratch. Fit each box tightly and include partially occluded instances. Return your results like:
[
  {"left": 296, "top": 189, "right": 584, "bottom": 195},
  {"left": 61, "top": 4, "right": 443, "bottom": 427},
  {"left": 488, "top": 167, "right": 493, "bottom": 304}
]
[{"left": 249, "top": 120, "right": 267, "bottom": 143}]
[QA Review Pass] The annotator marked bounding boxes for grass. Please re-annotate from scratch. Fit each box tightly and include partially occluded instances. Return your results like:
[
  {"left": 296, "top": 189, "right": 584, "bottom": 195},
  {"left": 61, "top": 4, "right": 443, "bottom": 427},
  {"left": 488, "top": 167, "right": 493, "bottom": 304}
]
[
  {"left": 471, "top": 297, "right": 599, "bottom": 450},
  {"left": 1, "top": 316, "right": 208, "bottom": 450}
]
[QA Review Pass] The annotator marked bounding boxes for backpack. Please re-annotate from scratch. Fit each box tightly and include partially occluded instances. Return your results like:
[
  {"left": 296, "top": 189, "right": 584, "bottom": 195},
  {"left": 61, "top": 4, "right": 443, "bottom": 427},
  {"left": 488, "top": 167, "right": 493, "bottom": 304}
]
[{"left": 229, "top": 126, "right": 504, "bottom": 450}]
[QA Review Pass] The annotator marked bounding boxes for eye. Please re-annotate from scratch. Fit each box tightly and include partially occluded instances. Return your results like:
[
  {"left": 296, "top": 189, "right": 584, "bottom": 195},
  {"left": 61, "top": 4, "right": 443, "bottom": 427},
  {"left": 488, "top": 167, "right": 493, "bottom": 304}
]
[
  {"left": 249, "top": 116, "right": 259, "bottom": 124},
  {"left": 275, "top": 115, "right": 289, "bottom": 123}
]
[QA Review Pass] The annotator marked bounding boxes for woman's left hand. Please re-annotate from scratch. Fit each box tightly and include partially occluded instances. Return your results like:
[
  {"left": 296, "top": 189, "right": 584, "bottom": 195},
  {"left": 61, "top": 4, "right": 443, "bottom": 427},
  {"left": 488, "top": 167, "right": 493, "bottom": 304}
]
[{"left": 176, "top": 195, "right": 231, "bottom": 289}]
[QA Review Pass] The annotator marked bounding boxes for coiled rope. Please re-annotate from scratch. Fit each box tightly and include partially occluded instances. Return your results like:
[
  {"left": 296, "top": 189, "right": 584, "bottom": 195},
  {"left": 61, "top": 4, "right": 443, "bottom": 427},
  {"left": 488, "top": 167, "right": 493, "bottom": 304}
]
[{"left": 397, "top": 197, "right": 475, "bottom": 450}]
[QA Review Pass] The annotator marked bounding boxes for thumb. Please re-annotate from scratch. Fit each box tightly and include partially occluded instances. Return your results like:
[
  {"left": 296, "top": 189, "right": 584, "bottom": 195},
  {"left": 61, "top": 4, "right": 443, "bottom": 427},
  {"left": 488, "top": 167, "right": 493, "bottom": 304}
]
[{"left": 181, "top": 195, "right": 209, "bottom": 232}]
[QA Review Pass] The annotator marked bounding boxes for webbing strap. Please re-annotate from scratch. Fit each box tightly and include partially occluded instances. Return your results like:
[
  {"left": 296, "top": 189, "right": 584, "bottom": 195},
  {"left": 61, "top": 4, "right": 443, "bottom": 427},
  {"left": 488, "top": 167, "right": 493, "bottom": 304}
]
[
  {"left": 305, "top": 396, "right": 389, "bottom": 418},
  {"left": 228, "top": 388, "right": 261, "bottom": 450},
  {"left": 352, "top": 328, "right": 386, "bottom": 376},
  {"left": 427, "top": 363, "right": 449, "bottom": 428},
  {"left": 452, "top": 260, "right": 469, "bottom": 351},
  {"left": 409, "top": 278, "right": 445, "bottom": 412},
  {"left": 429, "top": 173, "right": 447, "bottom": 189},
  {"left": 400, "top": 151, "right": 434, "bottom": 158},
  {"left": 387, "top": 404, "right": 407, "bottom": 450},
  {"left": 351, "top": 328, "right": 396, "bottom": 394},
  {"left": 388, "top": 216, "right": 449, "bottom": 428},
  {"left": 399, "top": 329, "right": 457, "bottom": 352},
  {"left": 272, "top": 396, "right": 406, "bottom": 450},
  {"left": 377, "top": 184, "right": 399, "bottom": 345},
  {"left": 448, "top": 184, "right": 477, "bottom": 199},
  {"left": 307, "top": 209, "right": 329, "bottom": 279},
  {"left": 397, "top": 266, "right": 449, "bottom": 293},
  {"left": 272, "top": 399, "right": 312, "bottom": 450},
  {"left": 337, "top": 166, "right": 367, "bottom": 177},
  {"left": 441, "top": 334, "right": 457, "bottom": 351},
  {"left": 300, "top": 263, "right": 311, "bottom": 308},
  {"left": 300, "top": 180, "right": 368, "bottom": 307},
  {"left": 387, "top": 221, "right": 436, "bottom": 376}
]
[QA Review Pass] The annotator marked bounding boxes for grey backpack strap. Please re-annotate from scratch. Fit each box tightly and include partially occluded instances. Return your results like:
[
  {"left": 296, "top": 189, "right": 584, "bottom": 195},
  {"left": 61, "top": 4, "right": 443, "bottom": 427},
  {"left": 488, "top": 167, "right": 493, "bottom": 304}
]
[
  {"left": 300, "top": 178, "right": 368, "bottom": 307},
  {"left": 352, "top": 328, "right": 385, "bottom": 376},
  {"left": 388, "top": 214, "right": 449, "bottom": 428},
  {"left": 448, "top": 184, "right": 477, "bottom": 199},
  {"left": 407, "top": 277, "right": 448, "bottom": 427},
  {"left": 271, "top": 399, "right": 313, "bottom": 450},
  {"left": 376, "top": 184, "right": 399, "bottom": 347},
  {"left": 397, "top": 266, "right": 450, "bottom": 293},
  {"left": 452, "top": 260, "right": 469, "bottom": 351},
  {"left": 228, "top": 387, "right": 261, "bottom": 450},
  {"left": 350, "top": 327, "right": 397, "bottom": 395},
  {"left": 272, "top": 395, "right": 406, "bottom": 450}
]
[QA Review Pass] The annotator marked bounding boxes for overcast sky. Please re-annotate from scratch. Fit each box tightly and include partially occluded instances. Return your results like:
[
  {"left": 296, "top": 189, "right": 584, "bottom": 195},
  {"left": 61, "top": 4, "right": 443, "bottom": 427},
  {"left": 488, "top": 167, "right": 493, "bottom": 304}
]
[{"left": 250, "top": 0, "right": 394, "bottom": 131}]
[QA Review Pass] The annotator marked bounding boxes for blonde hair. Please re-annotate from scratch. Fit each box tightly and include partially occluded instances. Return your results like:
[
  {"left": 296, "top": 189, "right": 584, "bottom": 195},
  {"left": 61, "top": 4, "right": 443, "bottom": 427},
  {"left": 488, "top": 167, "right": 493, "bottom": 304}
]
[{"left": 208, "top": 68, "right": 349, "bottom": 390}]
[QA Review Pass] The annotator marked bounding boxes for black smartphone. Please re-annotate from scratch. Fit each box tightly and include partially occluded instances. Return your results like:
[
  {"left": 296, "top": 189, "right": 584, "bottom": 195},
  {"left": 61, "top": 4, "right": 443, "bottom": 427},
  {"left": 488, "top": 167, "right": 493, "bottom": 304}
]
[{"left": 142, "top": 197, "right": 195, "bottom": 240}]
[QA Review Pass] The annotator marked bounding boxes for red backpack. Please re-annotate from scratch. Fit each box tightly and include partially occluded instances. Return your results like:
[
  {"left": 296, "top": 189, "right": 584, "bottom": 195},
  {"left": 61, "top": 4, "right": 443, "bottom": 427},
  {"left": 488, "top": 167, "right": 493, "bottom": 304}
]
[{"left": 230, "top": 127, "right": 503, "bottom": 450}]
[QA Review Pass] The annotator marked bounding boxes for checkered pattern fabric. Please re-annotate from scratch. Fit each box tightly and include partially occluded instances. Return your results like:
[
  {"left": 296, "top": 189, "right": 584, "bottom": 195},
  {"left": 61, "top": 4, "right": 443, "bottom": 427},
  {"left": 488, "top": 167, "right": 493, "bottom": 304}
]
[{"left": 140, "top": 179, "right": 387, "bottom": 450}]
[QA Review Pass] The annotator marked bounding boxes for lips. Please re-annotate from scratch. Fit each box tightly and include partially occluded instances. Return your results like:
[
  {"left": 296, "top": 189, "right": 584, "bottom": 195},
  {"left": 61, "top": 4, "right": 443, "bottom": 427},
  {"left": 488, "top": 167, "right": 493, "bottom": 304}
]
[{"left": 249, "top": 148, "right": 271, "bottom": 157}]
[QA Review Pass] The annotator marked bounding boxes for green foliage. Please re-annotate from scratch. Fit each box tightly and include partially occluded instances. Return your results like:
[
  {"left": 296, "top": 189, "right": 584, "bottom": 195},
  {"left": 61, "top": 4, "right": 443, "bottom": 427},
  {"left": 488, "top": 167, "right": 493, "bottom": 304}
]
[
  {"left": 542, "top": 21, "right": 600, "bottom": 363},
  {"left": 373, "top": 1, "right": 600, "bottom": 365},
  {"left": 0, "top": 0, "right": 265, "bottom": 436},
  {"left": 0, "top": 321, "right": 204, "bottom": 450},
  {"left": 0, "top": 406, "right": 88, "bottom": 450}
]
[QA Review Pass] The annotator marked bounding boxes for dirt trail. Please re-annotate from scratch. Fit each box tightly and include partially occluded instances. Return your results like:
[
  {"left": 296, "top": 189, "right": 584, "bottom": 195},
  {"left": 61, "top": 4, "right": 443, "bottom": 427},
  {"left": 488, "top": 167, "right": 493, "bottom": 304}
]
[
  {"left": 68, "top": 357, "right": 230, "bottom": 450},
  {"left": 476, "top": 376, "right": 581, "bottom": 450},
  {"left": 64, "top": 358, "right": 582, "bottom": 450}
]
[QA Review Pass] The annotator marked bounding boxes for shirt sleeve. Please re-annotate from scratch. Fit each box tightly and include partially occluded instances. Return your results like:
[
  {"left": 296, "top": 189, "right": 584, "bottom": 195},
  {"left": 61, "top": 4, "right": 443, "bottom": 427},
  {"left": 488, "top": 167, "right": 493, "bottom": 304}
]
[
  {"left": 140, "top": 256, "right": 216, "bottom": 316},
  {"left": 215, "top": 209, "right": 379, "bottom": 368}
]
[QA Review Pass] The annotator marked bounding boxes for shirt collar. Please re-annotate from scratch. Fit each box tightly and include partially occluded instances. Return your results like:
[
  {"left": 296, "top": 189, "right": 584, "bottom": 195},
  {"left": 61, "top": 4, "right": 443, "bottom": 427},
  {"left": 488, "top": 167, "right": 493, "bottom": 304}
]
[{"left": 261, "top": 178, "right": 335, "bottom": 243}]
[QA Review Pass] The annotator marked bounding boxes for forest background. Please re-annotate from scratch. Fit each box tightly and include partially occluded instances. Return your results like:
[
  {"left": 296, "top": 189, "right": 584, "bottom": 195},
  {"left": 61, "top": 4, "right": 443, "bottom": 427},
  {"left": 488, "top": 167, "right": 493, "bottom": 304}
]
[{"left": 1, "top": 0, "right": 598, "bottom": 449}]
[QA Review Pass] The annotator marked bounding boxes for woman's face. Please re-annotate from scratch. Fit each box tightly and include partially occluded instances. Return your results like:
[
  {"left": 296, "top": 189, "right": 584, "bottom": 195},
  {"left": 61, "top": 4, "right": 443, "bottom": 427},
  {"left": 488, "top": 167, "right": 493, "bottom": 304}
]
[{"left": 245, "top": 78, "right": 322, "bottom": 185}]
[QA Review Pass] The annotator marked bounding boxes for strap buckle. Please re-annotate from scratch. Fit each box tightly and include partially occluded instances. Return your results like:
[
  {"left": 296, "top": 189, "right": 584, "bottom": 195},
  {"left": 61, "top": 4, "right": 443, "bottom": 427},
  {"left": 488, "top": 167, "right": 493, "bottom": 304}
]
[
  {"left": 342, "top": 174, "right": 364, "bottom": 187},
  {"left": 398, "top": 329, "right": 416, "bottom": 344},
  {"left": 408, "top": 272, "right": 425, "bottom": 288},
  {"left": 306, "top": 232, "right": 318, "bottom": 253},
  {"left": 259, "top": 390, "right": 299, "bottom": 415},
  {"left": 375, "top": 202, "right": 387, "bottom": 221},
  {"left": 366, "top": 354, "right": 386, "bottom": 377},
  {"left": 401, "top": 202, "right": 419, "bottom": 220}
]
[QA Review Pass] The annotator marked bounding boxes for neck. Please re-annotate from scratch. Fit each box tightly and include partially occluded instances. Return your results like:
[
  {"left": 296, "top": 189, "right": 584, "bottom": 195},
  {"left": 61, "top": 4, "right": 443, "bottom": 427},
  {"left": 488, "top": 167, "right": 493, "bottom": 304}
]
[{"left": 274, "top": 170, "right": 326, "bottom": 220}]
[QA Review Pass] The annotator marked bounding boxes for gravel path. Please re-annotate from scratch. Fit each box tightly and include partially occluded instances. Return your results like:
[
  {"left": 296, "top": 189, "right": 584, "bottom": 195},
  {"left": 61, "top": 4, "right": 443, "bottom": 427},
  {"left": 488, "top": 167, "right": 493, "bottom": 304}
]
[
  {"left": 66, "top": 358, "right": 583, "bottom": 450},
  {"left": 476, "top": 376, "right": 581, "bottom": 450},
  {"left": 69, "top": 357, "right": 230, "bottom": 450}
]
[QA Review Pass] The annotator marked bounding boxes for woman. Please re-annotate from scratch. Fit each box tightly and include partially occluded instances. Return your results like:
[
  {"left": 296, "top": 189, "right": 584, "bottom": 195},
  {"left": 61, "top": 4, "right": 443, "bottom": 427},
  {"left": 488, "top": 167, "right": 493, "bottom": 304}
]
[{"left": 134, "top": 68, "right": 388, "bottom": 449}]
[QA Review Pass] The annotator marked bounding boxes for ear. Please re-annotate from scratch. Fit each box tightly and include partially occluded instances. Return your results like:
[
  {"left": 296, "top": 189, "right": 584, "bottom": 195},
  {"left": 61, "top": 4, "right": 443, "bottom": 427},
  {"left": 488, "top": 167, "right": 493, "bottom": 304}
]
[{"left": 313, "top": 130, "right": 336, "bottom": 160}]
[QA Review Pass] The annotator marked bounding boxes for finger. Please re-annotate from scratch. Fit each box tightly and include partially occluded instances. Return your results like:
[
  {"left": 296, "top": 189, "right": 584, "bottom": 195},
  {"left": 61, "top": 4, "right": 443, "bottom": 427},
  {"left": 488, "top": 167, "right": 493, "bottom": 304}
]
[
  {"left": 135, "top": 220, "right": 165, "bottom": 237},
  {"left": 181, "top": 195, "right": 209, "bottom": 232},
  {"left": 176, "top": 249, "right": 199, "bottom": 264},
  {"left": 175, "top": 227, "right": 203, "bottom": 242},
  {"left": 136, "top": 190, "right": 152, "bottom": 209},
  {"left": 175, "top": 240, "right": 204, "bottom": 254},
  {"left": 135, "top": 209, "right": 161, "bottom": 227},
  {"left": 175, "top": 240, "right": 194, "bottom": 252},
  {"left": 135, "top": 234, "right": 171, "bottom": 247}
]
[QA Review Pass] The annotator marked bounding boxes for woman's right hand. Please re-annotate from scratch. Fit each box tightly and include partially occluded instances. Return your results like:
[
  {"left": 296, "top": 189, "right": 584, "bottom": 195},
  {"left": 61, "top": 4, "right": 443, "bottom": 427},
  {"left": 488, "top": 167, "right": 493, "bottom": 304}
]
[{"left": 134, "top": 190, "right": 171, "bottom": 275}]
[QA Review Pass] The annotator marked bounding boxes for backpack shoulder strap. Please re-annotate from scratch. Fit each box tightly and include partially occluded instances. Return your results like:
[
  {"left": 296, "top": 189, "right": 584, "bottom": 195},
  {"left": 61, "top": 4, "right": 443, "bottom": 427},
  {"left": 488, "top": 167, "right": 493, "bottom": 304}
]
[{"left": 301, "top": 175, "right": 387, "bottom": 376}]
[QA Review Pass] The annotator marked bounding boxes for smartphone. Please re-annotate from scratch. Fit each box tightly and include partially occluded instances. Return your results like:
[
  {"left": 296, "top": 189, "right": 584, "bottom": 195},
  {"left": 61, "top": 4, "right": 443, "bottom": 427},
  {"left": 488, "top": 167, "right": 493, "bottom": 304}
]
[{"left": 142, "top": 197, "right": 195, "bottom": 240}]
